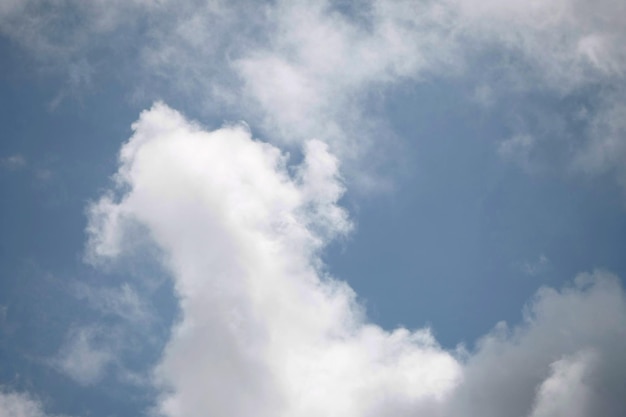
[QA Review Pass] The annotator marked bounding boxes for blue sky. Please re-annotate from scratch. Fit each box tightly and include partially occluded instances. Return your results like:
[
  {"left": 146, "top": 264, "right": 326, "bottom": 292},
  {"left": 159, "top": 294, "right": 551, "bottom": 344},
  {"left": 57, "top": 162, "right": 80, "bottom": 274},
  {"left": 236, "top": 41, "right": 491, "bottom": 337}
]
[{"left": 1, "top": 1, "right": 626, "bottom": 417}]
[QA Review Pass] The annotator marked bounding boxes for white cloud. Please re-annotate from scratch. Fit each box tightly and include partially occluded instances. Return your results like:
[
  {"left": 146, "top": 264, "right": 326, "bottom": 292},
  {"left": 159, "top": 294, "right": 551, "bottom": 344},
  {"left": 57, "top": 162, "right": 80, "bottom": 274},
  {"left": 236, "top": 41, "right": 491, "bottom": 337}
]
[
  {"left": 73, "top": 282, "right": 151, "bottom": 324},
  {"left": 0, "top": 391, "right": 49, "bottom": 417},
  {"left": 87, "top": 104, "right": 626, "bottom": 417},
  {"left": 233, "top": 0, "right": 461, "bottom": 148},
  {"left": 4, "top": 0, "right": 626, "bottom": 190},
  {"left": 87, "top": 103, "right": 461, "bottom": 417},
  {"left": 53, "top": 326, "right": 114, "bottom": 386}
]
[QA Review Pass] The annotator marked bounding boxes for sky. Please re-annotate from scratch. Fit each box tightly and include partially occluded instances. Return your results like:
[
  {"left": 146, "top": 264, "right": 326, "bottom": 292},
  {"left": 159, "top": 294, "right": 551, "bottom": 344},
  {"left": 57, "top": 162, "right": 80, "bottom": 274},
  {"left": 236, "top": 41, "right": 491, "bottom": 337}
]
[{"left": 1, "top": 0, "right": 626, "bottom": 416}]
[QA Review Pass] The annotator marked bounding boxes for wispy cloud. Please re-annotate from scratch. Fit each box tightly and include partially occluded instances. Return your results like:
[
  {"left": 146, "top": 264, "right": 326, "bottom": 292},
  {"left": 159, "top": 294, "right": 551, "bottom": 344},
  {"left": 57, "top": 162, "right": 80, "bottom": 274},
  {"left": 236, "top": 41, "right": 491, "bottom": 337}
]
[
  {"left": 4, "top": 0, "right": 626, "bottom": 190},
  {"left": 52, "top": 326, "right": 115, "bottom": 386},
  {"left": 0, "top": 154, "right": 26, "bottom": 171},
  {"left": 518, "top": 254, "right": 550, "bottom": 277},
  {"left": 73, "top": 282, "right": 152, "bottom": 324}
]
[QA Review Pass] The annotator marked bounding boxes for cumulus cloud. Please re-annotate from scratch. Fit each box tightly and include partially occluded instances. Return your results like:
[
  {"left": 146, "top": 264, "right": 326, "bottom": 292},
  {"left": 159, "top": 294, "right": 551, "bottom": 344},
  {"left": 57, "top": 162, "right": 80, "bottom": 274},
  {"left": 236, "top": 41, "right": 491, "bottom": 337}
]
[
  {"left": 449, "top": 271, "right": 626, "bottom": 417},
  {"left": 528, "top": 351, "right": 596, "bottom": 417},
  {"left": 86, "top": 103, "right": 626, "bottom": 417},
  {"left": 87, "top": 103, "right": 460, "bottom": 417}
]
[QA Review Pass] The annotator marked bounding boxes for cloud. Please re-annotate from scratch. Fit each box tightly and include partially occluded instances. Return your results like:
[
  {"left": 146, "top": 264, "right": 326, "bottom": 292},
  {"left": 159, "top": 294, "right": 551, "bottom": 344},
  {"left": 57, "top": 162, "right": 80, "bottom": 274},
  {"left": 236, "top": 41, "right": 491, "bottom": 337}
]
[
  {"left": 87, "top": 103, "right": 460, "bottom": 417},
  {"left": 3, "top": 0, "right": 626, "bottom": 190},
  {"left": 0, "top": 154, "right": 26, "bottom": 171},
  {"left": 73, "top": 282, "right": 152, "bottom": 324},
  {"left": 572, "top": 93, "right": 626, "bottom": 189},
  {"left": 519, "top": 254, "right": 550, "bottom": 277},
  {"left": 53, "top": 326, "right": 114, "bottom": 386},
  {"left": 528, "top": 351, "right": 596, "bottom": 417},
  {"left": 497, "top": 134, "right": 537, "bottom": 171},
  {"left": 448, "top": 271, "right": 626, "bottom": 417},
  {"left": 86, "top": 103, "right": 626, "bottom": 417},
  {"left": 0, "top": 391, "right": 51, "bottom": 417},
  {"left": 232, "top": 1, "right": 460, "bottom": 146},
  {"left": 0, "top": 0, "right": 158, "bottom": 59}
]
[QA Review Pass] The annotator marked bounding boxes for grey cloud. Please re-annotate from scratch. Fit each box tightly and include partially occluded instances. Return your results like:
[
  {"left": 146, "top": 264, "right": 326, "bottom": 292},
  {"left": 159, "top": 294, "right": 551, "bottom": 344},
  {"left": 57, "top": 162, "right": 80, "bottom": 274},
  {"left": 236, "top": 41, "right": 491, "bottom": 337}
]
[{"left": 449, "top": 271, "right": 626, "bottom": 417}]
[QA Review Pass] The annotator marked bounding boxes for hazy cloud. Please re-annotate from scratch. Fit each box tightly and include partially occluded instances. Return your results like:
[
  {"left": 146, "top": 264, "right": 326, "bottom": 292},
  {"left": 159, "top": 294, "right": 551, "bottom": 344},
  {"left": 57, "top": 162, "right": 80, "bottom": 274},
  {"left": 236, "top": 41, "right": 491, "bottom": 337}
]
[
  {"left": 73, "top": 282, "right": 151, "bottom": 324},
  {"left": 519, "top": 254, "right": 550, "bottom": 277},
  {"left": 3, "top": 0, "right": 626, "bottom": 190},
  {"left": 0, "top": 391, "right": 51, "bottom": 417},
  {"left": 0, "top": 154, "right": 26, "bottom": 171},
  {"left": 53, "top": 326, "right": 114, "bottom": 386}
]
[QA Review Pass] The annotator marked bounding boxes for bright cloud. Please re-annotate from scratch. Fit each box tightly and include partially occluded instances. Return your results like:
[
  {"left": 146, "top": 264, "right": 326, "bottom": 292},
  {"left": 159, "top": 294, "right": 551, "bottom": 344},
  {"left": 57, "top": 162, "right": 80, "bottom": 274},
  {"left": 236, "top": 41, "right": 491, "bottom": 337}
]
[
  {"left": 3, "top": 1, "right": 626, "bottom": 416},
  {"left": 85, "top": 103, "right": 626, "bottom": 417},
  {"left": 87, "top": 102, "right": 460, "bottom": 417}
]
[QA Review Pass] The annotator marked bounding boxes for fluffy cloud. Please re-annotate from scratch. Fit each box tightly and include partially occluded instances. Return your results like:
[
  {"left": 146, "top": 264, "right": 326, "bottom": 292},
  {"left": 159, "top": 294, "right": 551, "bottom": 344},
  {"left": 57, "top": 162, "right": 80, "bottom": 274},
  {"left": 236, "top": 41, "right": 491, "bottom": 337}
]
[
  {"left": 87, "top": 103, "right": 460, "bottom": 417},
  {"left": 87, "top": 103, "right": 626, "bottom": 417},
  {"left": 449, "top": 271, "right": 626, "bottom": 417}
]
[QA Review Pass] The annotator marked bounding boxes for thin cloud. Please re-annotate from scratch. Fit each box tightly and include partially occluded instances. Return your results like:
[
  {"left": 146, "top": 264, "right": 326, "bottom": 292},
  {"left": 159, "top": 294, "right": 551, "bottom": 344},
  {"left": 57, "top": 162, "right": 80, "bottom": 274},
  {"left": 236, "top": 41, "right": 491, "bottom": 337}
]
[
  {"left": 52, "top": 326, "right": 114, "bottom": 386},
  {"left": 0, "top": 154, "right": 26, "bottom": 171},
  {"left": 72, "top": 282, "right": 152, "bottom": 324}
]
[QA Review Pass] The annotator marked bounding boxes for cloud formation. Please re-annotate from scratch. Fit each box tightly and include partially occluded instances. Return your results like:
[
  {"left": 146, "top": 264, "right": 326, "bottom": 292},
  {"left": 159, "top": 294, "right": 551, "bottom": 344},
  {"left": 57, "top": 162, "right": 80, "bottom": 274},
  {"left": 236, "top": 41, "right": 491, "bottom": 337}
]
[
  {"left": 86, "top": 103, "right": 626, "bottom": 417},
  {"left": 1, "top": 2, "right": 626, "bottom": 417},
  {"left": 0, "top": 391, "right": 50, "bottom": 417},
  {"left": 53, "top": 326, "right": 115, "bottom": 386},
  {"left": 87, "top": 102, "right": 459, "bottom": 417},
  {"left": 4, "top": 0, "right": 626, "bottom": 190}
]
